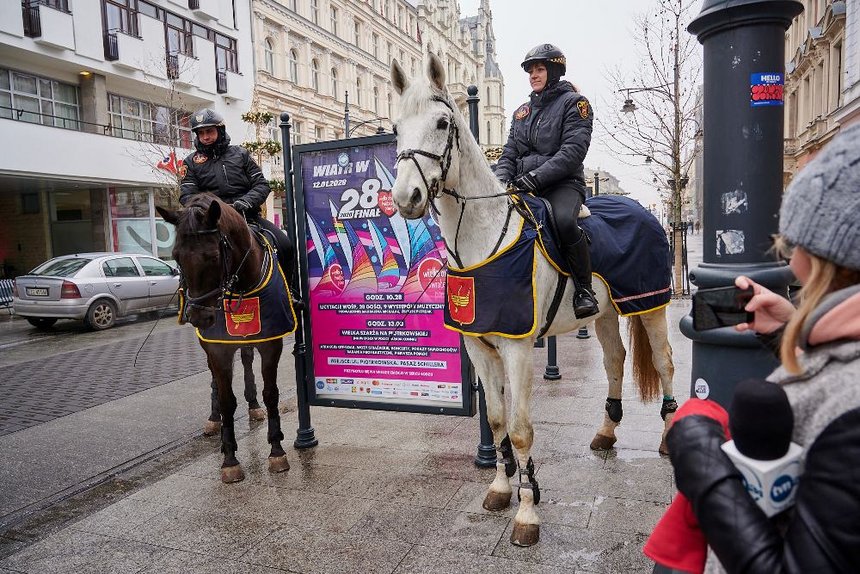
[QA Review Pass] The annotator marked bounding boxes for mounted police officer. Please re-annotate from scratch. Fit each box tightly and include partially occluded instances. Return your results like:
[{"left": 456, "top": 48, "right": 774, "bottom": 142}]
[
  {"left": 180, "top": 108, "right": 296, "bottom": 293},
  {"left": 495, "top": 44, "right": 599, "bottom": 319}
]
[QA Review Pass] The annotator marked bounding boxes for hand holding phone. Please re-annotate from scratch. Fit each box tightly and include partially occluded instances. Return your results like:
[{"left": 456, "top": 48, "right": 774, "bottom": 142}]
[{"left": 692, "top": 285, "right": 754, "bottom": 331}]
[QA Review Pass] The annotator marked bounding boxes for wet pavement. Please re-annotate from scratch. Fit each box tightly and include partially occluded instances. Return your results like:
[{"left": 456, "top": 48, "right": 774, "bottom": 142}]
[{"left": 0, "top": 232, "right": 704, "bottom": 573}]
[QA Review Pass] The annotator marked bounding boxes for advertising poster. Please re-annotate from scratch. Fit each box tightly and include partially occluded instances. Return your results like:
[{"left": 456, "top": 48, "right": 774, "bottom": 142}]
[{"left": 294, "top": 135, "right": 473, "bottom": 415}]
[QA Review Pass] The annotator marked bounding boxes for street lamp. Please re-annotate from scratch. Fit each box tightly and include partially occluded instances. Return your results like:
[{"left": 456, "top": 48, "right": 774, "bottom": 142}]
[
  {"left": 347, "top": 117, "right": 389, "bottom": 137},
  {"left": 618, "top": 84, "right": 673, "bottom": 113}
]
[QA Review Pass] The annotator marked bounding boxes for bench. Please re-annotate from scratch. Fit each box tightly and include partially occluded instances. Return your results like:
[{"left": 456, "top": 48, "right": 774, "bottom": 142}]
[{"left": 0, "top": 278, "right": 14, "bottom": 314}]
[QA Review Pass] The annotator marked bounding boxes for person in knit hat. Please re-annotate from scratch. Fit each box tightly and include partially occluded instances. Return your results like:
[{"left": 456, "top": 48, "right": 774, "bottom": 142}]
[{"left": 663, "top": 123, "right": 860, "bottom": 573}]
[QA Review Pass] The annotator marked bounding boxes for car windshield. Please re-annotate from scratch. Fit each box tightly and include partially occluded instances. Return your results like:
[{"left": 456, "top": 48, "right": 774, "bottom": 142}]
[{"left": 31, "top": 258, "right": 91, "bottom": 277}]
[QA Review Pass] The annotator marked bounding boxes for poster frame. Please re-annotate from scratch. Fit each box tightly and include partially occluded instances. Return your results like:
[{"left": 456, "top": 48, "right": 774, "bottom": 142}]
[{"left": 291, "top": 133, "right": 476, "bottom": 417}]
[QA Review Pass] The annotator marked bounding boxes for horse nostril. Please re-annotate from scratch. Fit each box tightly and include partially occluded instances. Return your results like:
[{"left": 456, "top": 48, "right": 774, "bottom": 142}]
[{"left": 410, "top": 187, "right": 422, "bottom": 205}]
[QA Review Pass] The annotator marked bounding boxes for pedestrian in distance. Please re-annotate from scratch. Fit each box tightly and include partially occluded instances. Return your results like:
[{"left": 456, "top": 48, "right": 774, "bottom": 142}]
[
  {"left": 494, "top": 43, "right": 598, "bottom": 319},
  {"left": 665, "top": 123, "right": 860, "bottom": 573},
  {"left": 180, "top": 108, "right": 297, "bottom": 289}
]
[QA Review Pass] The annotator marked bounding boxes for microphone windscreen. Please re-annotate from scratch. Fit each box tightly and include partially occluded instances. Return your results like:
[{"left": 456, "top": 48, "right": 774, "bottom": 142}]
[{"left": 728, "top": 378, "right": 794, "bottom": 460}]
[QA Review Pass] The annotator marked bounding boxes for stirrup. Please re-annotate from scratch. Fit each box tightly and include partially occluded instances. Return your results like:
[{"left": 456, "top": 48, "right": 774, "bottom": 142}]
[{"left": 574, "top": 290, "right": 599, "bottom": 319}]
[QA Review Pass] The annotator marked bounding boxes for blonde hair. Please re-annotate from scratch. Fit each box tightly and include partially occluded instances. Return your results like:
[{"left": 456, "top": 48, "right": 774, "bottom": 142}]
[{"left": 778, "top": 239, "right": 860, "bottom": 374}]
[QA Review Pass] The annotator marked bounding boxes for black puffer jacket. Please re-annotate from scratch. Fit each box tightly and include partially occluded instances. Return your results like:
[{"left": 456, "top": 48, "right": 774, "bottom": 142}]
[
  {"left": 180, "top": 133, "right": 270, "bottom": 213},
  {"left": 494, "top": 80, "right": 593, "bottom": 191}
]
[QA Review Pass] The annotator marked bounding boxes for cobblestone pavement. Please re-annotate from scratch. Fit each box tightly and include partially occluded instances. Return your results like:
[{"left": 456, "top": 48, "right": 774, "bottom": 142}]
[{"left": 0, "top": 327, "right": 207, "bottom": 436}]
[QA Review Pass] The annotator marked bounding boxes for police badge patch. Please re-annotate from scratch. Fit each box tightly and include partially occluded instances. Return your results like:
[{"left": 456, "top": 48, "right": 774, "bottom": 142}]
[
  {"left": 577, "top": 100, "right": 590, "bottom": 119},
  {"left": 514, "top": 104, "right": 530, "bottom": 120},
  {"left": 192, "top": 153, "right": 207, "bottom": 164}
]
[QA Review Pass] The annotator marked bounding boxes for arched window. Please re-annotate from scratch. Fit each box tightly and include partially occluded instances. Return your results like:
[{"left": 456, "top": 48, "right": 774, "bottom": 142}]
[
  {"left": 331, "top": 68, "right": 338, "bottom": 100},
  {"left": 486, "top": 86, "right": 491, "bottom": 104},
  {"left": 356, "top": 78, "right": 362, "bottom": 106},
  {"left": 264, "top": 39, "right": 274, "bottom": 75},
  {"left": 373, "top": 87, "right": 379, "bottom": 113},
  {"left": 311, "top": 59, "right": 319, "bottom": 92},
  {"left": 289, "top": 49, "right": 298, "bottom": 83}
]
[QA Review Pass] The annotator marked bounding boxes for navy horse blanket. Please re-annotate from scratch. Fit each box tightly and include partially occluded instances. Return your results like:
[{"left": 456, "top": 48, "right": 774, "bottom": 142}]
[{"left": 444, "top": 194, "right": 671, "bottom": 338}]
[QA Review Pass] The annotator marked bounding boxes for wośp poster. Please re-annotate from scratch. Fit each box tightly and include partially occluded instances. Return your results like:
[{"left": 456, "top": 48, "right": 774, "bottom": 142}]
[{"left": 298, "top": 138, "right": 469, "bottom": 413}]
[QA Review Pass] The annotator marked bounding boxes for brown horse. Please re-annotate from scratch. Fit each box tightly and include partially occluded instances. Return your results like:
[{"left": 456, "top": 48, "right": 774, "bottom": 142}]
[{"left": 157, "top": 194, "right": 290, "bottom": 483}]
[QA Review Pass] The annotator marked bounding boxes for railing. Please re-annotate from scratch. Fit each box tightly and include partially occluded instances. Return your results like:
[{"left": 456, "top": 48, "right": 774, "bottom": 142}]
[
  {"left": 188, "top": 0, "right": 199, "bottom": 8},
  {"left": 103, "top": 31, "right": 119, "bottom": 61},
  {"left": 166, "top": 53, "right": 179, "bottom": 80},
  {"left": 216, "top": 70, "right": 227, "bottom": 94},
  {"left": 22, "top": 3, "right": 41, "bottom": 38}
]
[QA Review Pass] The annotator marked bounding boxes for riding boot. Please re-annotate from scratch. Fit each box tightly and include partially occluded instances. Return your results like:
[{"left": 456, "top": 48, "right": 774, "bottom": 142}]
[{"left": 562, "top": 234, "right": 599, "bottom": 319}]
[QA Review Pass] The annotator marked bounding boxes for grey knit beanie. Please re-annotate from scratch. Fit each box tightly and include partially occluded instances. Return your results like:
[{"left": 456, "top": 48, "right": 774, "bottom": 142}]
[{"left": 779, "top": 122, "right": 860, "bottom": 270}]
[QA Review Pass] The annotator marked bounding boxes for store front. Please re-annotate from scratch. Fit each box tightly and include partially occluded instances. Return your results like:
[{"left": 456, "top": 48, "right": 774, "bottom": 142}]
[{"left": 108, "top": 187, "right": 180, "bottom": 261}]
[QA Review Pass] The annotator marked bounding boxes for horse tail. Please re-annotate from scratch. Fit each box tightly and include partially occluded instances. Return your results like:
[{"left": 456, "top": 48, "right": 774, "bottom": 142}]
[{"left": 628, "top": 314, "right": 660, "bottom": 402}]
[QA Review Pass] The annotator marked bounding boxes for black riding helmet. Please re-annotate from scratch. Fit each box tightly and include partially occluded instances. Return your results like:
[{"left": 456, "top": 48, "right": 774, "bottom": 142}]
[
  {"left": 190, "top": 108, "right": 229, "bottom": 155},
  {"left": 521, "top": 43, "right": 566, "bottom": 85}
]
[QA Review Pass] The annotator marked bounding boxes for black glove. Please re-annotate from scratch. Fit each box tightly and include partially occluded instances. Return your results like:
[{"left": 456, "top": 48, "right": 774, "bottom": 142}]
[
  {"left": 666, "top": 415, "right": 740, "bottom": 506},
  {"left": 514, "top": 171, "right": 540, "bottom": 194},
  {"left": 232, "top": 199, "right": 252, "bottom": 213}
]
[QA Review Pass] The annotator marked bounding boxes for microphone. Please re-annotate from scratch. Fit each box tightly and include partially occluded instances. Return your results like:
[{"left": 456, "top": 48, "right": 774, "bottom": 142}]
[{"left": 720, "top": 378, "right": 803, "bottom": 517}]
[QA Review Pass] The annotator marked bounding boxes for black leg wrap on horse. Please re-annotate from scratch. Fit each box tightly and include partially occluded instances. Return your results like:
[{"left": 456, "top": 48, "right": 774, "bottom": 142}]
[
  {"left": 267, "top": 416, "right": 285, "bottom": 444},
  {"left": 516, "top": 457, "right": 540, "bottom": 505},
  {"left": 497, "top": 435, "right": 517, "bottom": 478},
  {"left": 660, "top": 397, "right": 679, "bottom": 421},
  {"left": 605, "top": 397, "right": 623, "bottom": 423}
]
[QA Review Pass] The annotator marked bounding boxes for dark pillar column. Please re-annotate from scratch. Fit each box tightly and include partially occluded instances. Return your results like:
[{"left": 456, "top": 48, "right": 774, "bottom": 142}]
[{"left": 683, "top": 0, "right": 802, "bottom": 407}]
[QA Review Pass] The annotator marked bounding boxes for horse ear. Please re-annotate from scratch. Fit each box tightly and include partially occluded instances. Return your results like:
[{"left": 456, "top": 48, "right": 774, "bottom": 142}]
[
  {"left": 391, "top": 58, "right": 408, "bottom": 95},
  {"left": 155, "top": 205, "right": 179, "bottom": 225},
  {"left": 426, "top": 53, "right": 446, "bottom": 93},
  {"left": 206, "top": 200, "right": 222, "bottom": 229}
]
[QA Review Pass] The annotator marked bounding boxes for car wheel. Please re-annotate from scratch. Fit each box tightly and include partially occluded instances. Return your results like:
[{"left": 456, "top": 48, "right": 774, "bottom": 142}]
[
  {"left": 86, "top": 299, "right": 117, "bottom": 330},
  {"left": 26, "top": 317, "right": 57, "bottom": 330}
]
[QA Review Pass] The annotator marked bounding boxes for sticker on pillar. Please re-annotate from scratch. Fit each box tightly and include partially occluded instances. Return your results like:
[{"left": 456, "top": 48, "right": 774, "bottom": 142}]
[
  {"left": 716, "top": 230, "right": 745, "bottom": 257},
  {"left": 750, "top": 73, "right": 784, "bottom": 107},
  {"left": 694, "top": 378, "right": 710, "bottom": 400},
  {"left": 721, "top": 189, "right": 748, "bottom": 215}
]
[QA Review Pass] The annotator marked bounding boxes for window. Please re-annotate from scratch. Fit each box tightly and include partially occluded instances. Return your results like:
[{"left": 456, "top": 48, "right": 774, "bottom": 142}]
[
  {"left": 165, "top": 13, "right": 193, "bottom": 56},
  {"left": 103, "top": 257, "right": 140, "bottom": 278},
  {"left": 0, "top": 68, "right": 80, "bottom": 129},
  {"left": 387, "top": 93, "right": 392, "bottom": 118},
  {"left": 311, "top": 59, "right": 319, "bottom": 92},
  {"left": 486, "top": 86, "right": 491, "bottom": 104},
  {"left": 215, "top": 34, "right": 239, "bottom": 72},
  {"left": 373, "top": 86, "right": 379, "bottom": 113},
  {"left": 386, "top": 42, "right": 392, "bottom": 64},
  {"left": 356, "top": 78, "right": 362, "bottom": 106},
  {"left": 104, "top": 0, "right": 139, "bottom": 36},
  {"left": 310, "top": 0, "right": 318, "bottom": 24},
  {"left": 385, "top": 0, "right": 391, "bottom": 20},
  {"left": 315, "top": 126, "right": 324, "bottom": 142},
  {"left": 107, "top": 93, "right": 191, "bottom": 148},
  {"left": 292, "top": 120, "right": 303, "bottom": 145},
  {"left": 264, "top": 38, "right": 274, "bottom": 74},
  {"left": 330, "top": 6, "right": 338, "bottom": 35},
  {"left": 372, "top": 33, "right": 379, "bottom": 59},
  {"left": 331, "top": 68, "right": 338, "bottom": 100},
  {"left": 289, "top": 49, "right": 298, "bottom": 83},
  {"left": 354, "top": 20, "right": 361, "bottom": 47},
  {"left": 288, "top": 0, "right": 296, "bottom": 11},
  {"left": 487, "top": 120, "right": 491, "bottom": 142},
  {"left": 396, "top": 5, "right": 402, "bottom": 29},
  {"left": 138, "top": 257, "right": 173, "bottom": 276}
]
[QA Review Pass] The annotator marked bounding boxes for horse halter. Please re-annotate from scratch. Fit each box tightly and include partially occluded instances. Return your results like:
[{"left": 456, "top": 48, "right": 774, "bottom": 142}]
[
  {"left": 395, "top": 95, "right": 461, "bottom": 201},
  {"left": 181, "top": 225, "right": 253, "bottom": 314}
]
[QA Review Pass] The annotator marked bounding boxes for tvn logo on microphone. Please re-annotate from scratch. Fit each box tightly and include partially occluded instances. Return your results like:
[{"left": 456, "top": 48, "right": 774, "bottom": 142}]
[{"left": 722, "top": 440, "right": 803, "bottom": 517}]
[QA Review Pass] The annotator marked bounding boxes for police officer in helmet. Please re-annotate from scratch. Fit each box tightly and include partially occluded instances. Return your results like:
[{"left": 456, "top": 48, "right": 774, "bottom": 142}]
[
  {"left": 180, "top": 108, "right": 297, "bottom": 293},
  {"left": 495, "top": 44, "right": 598, "bottom": 319}
]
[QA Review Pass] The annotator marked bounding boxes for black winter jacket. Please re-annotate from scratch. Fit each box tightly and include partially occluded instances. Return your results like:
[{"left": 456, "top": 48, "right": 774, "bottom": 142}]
[
  {"left": 180, "top": 138, "right": 270, "bottom": 213},
  {"left": 494, "top": 80, "right": 593, "bottom": 192}
]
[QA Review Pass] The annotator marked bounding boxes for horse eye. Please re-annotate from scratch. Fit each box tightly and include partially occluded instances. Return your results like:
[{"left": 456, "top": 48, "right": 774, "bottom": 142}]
[{"left": 437, "top": 117, "right": 449, "bottom": 130}]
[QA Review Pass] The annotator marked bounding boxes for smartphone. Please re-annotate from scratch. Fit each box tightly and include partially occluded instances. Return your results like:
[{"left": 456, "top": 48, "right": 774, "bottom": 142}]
[{"left": 692, "top": 285, "right": 754, "bottom": 331}]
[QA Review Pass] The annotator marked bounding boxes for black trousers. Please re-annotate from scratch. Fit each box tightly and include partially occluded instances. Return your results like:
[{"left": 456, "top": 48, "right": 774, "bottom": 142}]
[
  {"left": 249, "top": 214, "right": 295, "bottom": 285},
  {"left": 541, "top": 181, "right": 585, "bottom": 244}
]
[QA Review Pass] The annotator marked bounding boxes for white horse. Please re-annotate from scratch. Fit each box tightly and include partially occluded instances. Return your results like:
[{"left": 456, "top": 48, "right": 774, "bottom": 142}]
[{"left": 390, "top": 54, "right": 676, "bottom": 547}]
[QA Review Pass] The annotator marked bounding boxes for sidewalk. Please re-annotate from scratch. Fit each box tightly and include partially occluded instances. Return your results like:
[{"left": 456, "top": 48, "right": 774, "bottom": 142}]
[{"left": 0, "top": 237, "right": 703, "bottom": 574}]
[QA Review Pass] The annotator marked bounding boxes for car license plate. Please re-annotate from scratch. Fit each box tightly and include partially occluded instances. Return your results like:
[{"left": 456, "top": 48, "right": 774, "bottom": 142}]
[{"left": 26, "top": 287, "right": 49, "bottom": 297}]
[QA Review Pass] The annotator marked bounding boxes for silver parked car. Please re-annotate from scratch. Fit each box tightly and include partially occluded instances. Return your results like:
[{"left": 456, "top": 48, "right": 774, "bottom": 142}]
[{"left": 12, "top": 252, "right": 180, "bottom": 330}]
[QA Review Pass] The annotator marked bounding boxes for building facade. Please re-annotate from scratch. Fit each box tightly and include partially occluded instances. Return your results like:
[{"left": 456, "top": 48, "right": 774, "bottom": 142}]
[
  {"left": 783, "top": 0, "right": 852, "bottom": 184},
  {"left": 249, "top": 0, "right": 505, "bottom": 164},
  {"left": 0, "top": 0, "right": 255, "bottom": 276}
]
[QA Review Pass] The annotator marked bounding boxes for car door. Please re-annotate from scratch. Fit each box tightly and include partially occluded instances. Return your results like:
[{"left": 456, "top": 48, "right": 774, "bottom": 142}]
[
  {"left": 136, "top": 256, "right": 179, "bottom": 309},
  {"left": 101, "top": 256, "right": 149, "bottom": 314}
]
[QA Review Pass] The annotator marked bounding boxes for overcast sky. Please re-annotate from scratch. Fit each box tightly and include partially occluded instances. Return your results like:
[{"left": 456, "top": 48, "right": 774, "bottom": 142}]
[{"left": 458, "top": 0, "right": 704, "bottom": 206}]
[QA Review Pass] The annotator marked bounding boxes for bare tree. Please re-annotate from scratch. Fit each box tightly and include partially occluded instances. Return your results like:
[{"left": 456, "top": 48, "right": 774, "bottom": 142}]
[{"left": 598, "top": 0, "right": 702, "bottom": 295}]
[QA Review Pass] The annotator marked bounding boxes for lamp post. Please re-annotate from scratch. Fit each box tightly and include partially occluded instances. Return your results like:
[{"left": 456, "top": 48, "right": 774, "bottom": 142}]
[
  {"left": 343, "top": 90, "right": 350, "bottom": 136},
  {"left": 346, "top": 117, "right": 388, "bottom": 138},
  {"left": 683, "top": 0, "right": 802, "bottom": 408}
]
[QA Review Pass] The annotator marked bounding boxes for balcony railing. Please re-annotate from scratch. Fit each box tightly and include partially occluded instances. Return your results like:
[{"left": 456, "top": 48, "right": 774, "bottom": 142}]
[
  {"left": 188, "top": 0, "right": 199, "bottom": 8},
  {"left": 166, "top": 53, "right": 179, "bottom": 80},
  {"left": 103, "top": 31, "right": 118, "bottom": 61},
  {"left": 216, "top": 70, "right": 227, "bottom": 94},
  {"left": 22, "top": 3, "right": 41, "bottom": 38}
]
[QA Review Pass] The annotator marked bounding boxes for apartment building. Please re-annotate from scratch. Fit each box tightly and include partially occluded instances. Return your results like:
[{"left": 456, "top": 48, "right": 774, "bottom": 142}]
[
  {"left": 0, "top": 0, "right": 254, "bottom": 275},
  {"left": 250, "top": 0, "right": 505, "bottom": 154},
  {"left": 783, "top": 0, "right": 853, "bottom": 184}
]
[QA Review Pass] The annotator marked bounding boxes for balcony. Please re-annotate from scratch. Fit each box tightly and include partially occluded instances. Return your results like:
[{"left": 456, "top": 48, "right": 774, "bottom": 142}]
[
  {"left": 216, "top": 70, "right": 227, "bottom": 94},
  {"left": 32, "top": 2, "right": 74, "bottom": 49},
  {"left": 166, "top": 53, "right": 179, "bottom": 80},
  {"left": 22, "top": 3, "right": 40, "bottom": 38},
  {"left": 103, "top": 29, "right": 145, "bottom": 70},
  {"left": 103, "top": 31, "right": 118, "bottom": 61},
  {"left": 188, "top": 0, "right": 218, "bottom": 20}
]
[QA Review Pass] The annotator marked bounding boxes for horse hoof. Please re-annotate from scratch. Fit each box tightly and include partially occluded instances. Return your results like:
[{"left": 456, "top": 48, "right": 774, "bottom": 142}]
[
  {"left": 268, "top": 455, "right": 290, "bottom": 473},
  {"left": 482, "top": 491, "right": 512, "bottom": 512},
  {"left": 589, "top": 433, "right": 617, "bottom": 451},
  {"left": 203, "top": 420, "right": 221, "bottom": 436},
  {"left": 220, "top": 465, "right": 245, "bottom": 483},
  {"left": 659, "top": 438, "right": 669, "bottom": 456},
  {"left": 248, "top": 407, "right": 267, "bottom": 421},
  {"left": 510, "top": 522, "right": 540, "bottom": 547}
]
